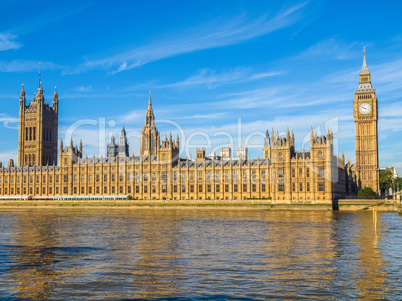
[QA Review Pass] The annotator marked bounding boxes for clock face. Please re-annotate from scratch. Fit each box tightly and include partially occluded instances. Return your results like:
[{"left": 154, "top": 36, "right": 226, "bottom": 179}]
[{"left": 359, "top": 102, "right": 372, "bottom": 115}]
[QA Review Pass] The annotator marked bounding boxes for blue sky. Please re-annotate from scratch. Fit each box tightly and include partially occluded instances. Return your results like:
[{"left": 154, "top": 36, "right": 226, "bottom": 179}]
[{"left": 0, "top": 0, "right": 401, "bottom": 174}]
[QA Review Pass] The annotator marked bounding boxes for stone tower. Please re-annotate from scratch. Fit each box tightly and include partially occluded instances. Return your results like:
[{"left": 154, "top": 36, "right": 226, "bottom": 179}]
[
  {"left": 354, "top": 49, "right": 379, "bottom": 193},
  {"left": 140, "top": 92, "right": 160, "bottom": 157},
  {"left": 18, "top": 76, "right": 58, "bottom": 167}
]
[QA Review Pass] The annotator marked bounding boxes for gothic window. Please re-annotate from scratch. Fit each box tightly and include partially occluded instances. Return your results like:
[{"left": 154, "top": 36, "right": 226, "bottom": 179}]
[
  {"left": 199, "top": 185, "right": 202, "bottom": 193},
  {"left": 33, "top": 127, "right": 36, "bottom": 140},
  {"left": 207, "top": 185, "right": 211, "bottom": 193},
  {"left": 181, "top": 185, "right": 186, "bottom": 193},
  {"left": 198, "top": 171, "right": 203, "bottom": 180},
  {"left": 26, "top": 128, "right": 29, "bottom": 140},
  {"left": 318, "top": 151, "right": 323, "bottom": 159},
  {"left": 278, "top": 152, "right": 283, "bottom": 160},
  {"left": 234, "top": 170, "right": 238, "bottom": 180},
  {"left": 292, "top": 183, "right": 296, "bottom": 192},
  {"left": 82, "top": 175, "right": 85, "bottom": 182},
  {"left": 216, "top": 172, "right": 220, "bottom": 180},
  {"left": 306, "top": 168, "right": 310, "bottom": 177},
  {"left": 64, "top": 175, "right": 68, "bottom": 183},
  {"left": 261, "top": 184, "right": 266, "bottom": 192},
  {"left": 81, "top": 187, "right": 85, "bottom": 194},
  {"left": 216, "top": 184, "right": 220, "bottom": 193},
  {"left": 112, "top": 174, "right": 116, "bottom": 182},
  {"left": 278, "top": 168, "right": 284, "bottom": 178},
  {"left": 152, "top": 185, "right": 156, "bottom": 193},
  {"left": 278, "top": 183, "right": 285, "bottom": 192},
  {"left": 261, "top": 170, "right": 265, "bottom": 179},
  {"left": 225, "top": 171, "right": 229, "bottom": 180},
  {"left": 162, "top": 172, "right": 167, "bottom": 182},
  {"left": 243, "top": 171, "right": 247, "bottom": 179},
  {"left": 225, "top": 184, "right": 229, "bottom": 193},
  {"left": 234, "top": 184, "right": 238, "bottom": 192},
  {"left": 120, "top": 174, "right": 124, "bottom": 182},
  {"left": 145, "top": 185, "right": 149, "bottom": 194},
  {"left": 300, "top": 183, "right": 303, "bottom": 192},
  {"left": 243, "top": 184, "right": 247, "bottom": 192},
  {"left": 120, "top": 186, "right": 124, "bottom": 194},
  {"left": 318, "top": 167, "right": 325, "bottom": 178},
  {"left": 252, "top": 184, "right": 256, "bottom": 192},
  {"left": 292, "top": 168, "right": 295, "bottom": 178},
  {"left": 96, "top": 175, "right": 100, "bottom": 182},
  {"left": 318, "top": 182, "right": 325, "bottom": 192}
]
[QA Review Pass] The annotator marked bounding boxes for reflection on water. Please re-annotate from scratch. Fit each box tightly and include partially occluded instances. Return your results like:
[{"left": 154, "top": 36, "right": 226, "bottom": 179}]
[{"left": 0, "top": 209, "right": 401, "bottom": 299}]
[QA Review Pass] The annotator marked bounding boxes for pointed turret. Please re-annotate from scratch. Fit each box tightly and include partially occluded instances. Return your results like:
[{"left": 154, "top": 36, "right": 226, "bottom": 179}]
[
  {"left": 360, "top": 47, "right": 370, "bottom": 75},
  {"left": 19, "top": 84, "right": 26, "bottom": 106},
  {"left": 52, "top": 86, "right": 59, "bottom": 113},
  {"left": 358, "top": 48, "right": 373, "bottom": 89}
]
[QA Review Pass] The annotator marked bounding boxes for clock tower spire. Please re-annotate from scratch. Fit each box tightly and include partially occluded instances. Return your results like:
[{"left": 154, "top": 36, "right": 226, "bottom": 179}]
[{"left": 354, "top": 49, "right": 379, "bottom": 194}]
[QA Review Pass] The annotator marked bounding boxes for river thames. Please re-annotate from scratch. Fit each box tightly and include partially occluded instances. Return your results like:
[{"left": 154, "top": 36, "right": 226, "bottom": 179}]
[{"left": 0, "top": 209, "right": 401, "bottom": 300}]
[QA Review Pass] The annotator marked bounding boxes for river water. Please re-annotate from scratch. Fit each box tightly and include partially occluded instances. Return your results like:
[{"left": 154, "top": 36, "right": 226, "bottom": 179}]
[{"left": 0, "top": 209, "right": 401, "bottom": 300}]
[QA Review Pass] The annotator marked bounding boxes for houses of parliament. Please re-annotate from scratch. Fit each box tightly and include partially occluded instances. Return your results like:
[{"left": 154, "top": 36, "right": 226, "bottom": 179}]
[{"left": 0, "top": 53, "right": 380, "bottom": 202}]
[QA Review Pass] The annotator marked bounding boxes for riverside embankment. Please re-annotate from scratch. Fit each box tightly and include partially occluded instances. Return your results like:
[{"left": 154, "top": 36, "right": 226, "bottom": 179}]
[{"left": 0, "top": 199, "right": 400, "bottom": 211}]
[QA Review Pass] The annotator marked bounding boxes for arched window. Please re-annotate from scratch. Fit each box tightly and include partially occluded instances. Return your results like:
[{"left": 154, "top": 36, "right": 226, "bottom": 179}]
[
  {"left": 32, "top": 155, "right": 36, "bottom": 165},
  {"left": 318, "top": 151, "right": 323, "bottom": 159},
  {"left": 25, "top": 155, "right": 28, "bottom": 164},
  {"left": 33, "top": 127, "right": 36, "bottom": 140},
  {"left": 278, "top": 152, "right": 283, "bottom": 159},
  {"left": 29, "top": 127, "right": 32, "bottom": 140},
  {"left": 26, "top": 128, "right": 29, "bottom": 140},
  {"left": 28, "top": 154, "right": 31, "bottom": 165}
]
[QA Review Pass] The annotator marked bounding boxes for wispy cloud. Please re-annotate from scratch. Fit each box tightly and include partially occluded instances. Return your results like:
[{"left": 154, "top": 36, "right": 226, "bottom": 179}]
[
  {"left": 295, "top": 38, "right": 361, "bottom": 61},
  {"left": 159, "top": 68, "right": 281, "bottom": 89},
  {"left": 73, "top": 85, "right": 92, "bottom": 93},
  {"left": 0, "top": 60, "right": 60, "bottom": 72},
  {"left": 68, "top": 2, "right": 308, "bottom": 74},
  {"left": 0, "top": 33, "right": 21, "bottom": 51},
  {"left": 0, "top": 113, "right": 18, "bottom": 129}
]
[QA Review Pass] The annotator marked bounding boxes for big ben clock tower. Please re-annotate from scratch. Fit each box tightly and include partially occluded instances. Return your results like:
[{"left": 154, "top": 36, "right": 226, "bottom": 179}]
[{"left": 354, "top": 49, "right": 379, "bottom": 194}]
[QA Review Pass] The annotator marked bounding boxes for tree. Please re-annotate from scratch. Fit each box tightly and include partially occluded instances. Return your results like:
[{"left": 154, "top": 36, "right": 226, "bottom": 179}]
[
  {"left": 393, "top": 177, "right": 402, "bottom": 192},
  {"left": 380, "top": 170, "right": 393, "bottom": 193},
  {"left": 357, "top": 187, "right": 377, "bottom": 199}
]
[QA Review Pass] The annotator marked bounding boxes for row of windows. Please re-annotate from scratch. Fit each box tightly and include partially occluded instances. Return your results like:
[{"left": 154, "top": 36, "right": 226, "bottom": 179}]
[
  {"left": 0, "top": 168, "right": 326, "bottom": 186},
  {"left": 290, "top": 182, "right": 325, "bottom": 192}
]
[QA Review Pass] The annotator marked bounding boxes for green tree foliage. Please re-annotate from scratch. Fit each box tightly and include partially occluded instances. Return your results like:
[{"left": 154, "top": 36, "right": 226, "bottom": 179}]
[
  {"left": 357, "top": 187, "right": 377, "bottom": 199},
  {"left": 380, "top": 170, "right": 393, "bottom": 192},
  {"left": 394, "top": 177, "right": 402, "bottom": 192}
]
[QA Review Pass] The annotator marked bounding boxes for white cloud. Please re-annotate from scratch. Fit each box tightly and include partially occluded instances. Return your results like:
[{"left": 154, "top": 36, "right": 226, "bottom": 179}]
[
  {"left": 0, "top": 60, "right": 59, "bottom": 72},
  {"left": 159, "top": 68, "right": 282, "bottom": 89},
  {"left": 0, "top": 113, "right": 18, "bottom": 129},
  {"left": 73, "top": 85, "right": 92, "bottom": 93},
  {"left": 0, "top": 33, "right": 21, "bottom": 51},
  {"left": 68, "top": 2, "right": 308, "bottom": 74}
]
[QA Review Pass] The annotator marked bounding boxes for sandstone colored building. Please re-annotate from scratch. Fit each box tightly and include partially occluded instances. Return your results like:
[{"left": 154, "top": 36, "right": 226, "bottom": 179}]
[{"left": 0, "top": 54, "right": 379, "bottom": 201}]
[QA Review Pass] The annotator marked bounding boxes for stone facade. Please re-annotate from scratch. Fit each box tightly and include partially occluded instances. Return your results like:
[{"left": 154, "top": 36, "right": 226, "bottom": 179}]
[
  {"left": 0, "top": 54, "right": 380, "bottom": 201},
  {"left": 354, "top": 50, "right": 380, "bottom": 193},
  {"left": 18, "top": 82, "right": 58, "bottom": 167}
]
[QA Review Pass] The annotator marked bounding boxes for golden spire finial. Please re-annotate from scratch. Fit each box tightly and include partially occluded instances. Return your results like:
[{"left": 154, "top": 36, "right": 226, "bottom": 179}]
[{"left": 148, "top": 90, "right": 152, "bottom": 109}]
